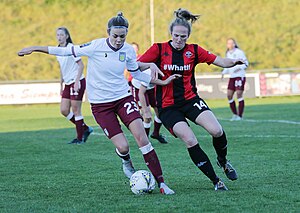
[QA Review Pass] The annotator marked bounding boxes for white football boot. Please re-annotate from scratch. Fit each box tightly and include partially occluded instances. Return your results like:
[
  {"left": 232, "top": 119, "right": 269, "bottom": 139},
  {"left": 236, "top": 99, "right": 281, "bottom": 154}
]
[
  {"left": 122, "top": 159, "right": 135, "bottom": 179},
  {"left": 160, "top": 183, "right": 175, "bottom": 195},
  {"left": 235, "top": 116, "right": 242, "bottom": 121},
  {"left": 230, "top": 114, "right": 238, "bottom": 121}
]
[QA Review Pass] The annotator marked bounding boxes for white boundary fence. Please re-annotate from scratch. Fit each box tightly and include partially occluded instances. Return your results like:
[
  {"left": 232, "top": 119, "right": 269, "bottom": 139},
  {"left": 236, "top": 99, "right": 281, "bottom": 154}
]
[{"left": 0, "top": 69, "right": 299, "bottom": 105}]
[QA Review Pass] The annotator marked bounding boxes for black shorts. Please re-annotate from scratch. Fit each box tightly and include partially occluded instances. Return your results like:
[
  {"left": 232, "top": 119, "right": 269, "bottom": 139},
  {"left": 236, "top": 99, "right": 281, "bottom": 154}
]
[{"left": 159, "top": 97, "right": 210, "bottom": 137}]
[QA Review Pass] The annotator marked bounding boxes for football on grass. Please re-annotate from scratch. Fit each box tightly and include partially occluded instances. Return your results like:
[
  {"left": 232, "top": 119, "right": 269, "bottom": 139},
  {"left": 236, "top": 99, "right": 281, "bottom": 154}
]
[{"left": 129, "top": 170, "right": 156, "bottom": 195}]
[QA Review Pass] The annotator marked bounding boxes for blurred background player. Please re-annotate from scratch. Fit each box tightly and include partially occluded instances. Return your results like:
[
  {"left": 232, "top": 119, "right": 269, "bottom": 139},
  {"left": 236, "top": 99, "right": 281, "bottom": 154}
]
[
  {"left": 124, "top": 42, "right": 141, "bottom": 84},
  {"left": 131, "top": 69, "right": 168, "bottom": 144},
  {"left": 222, "top": 38, "right": 249, "bottom": 121},
  {"left": 139, "top": 8, "right": 244, "bottom": 191},
  {"left": 52, "top": 27, "right": 93, "bottom": 144},
  {"left": 18, "top": 12, "right": 181, "bottom": 195}
]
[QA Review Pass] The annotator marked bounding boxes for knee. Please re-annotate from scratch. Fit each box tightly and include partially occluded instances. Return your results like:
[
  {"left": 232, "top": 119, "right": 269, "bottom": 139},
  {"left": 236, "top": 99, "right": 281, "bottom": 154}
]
[
  {"left": 60, "top": 108, "right": 69, "bottom": 117},
  {"left": 135, "top": 132, "right": 149, "bottom": 147},
  {"left": 211, "top": 128, "right": 223, "bottom": 138},
  {"left": 237, "top": 93, "right": 243, "bottom": 99},
  {"left": 116, "top": 143, "right": 129, "bottom": 154},
  {"left": 181, "top": 134, "right": 198, "bottom": 147},
  {"left": 72, "top": 106, "right": 80, "bottom": 116}
]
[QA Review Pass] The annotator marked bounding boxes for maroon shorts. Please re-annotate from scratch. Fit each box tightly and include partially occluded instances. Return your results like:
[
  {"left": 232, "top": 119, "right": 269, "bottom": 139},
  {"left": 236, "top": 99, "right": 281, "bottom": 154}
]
[
  {"left": 228, "top": 77, "right": 246, "bottom": 91},
  {"left": 91, "top": 95, "right": 142, "bottom": 139},
  {"left": 62, "top": 78, "right": 86, "bottom": 101},
  {"left": 131, "top": 86, "right": 157, "bottom": 109}
]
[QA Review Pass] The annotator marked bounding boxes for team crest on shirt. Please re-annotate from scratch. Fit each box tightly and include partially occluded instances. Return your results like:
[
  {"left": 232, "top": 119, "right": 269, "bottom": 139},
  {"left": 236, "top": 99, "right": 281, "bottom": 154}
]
[
  {"left": 185, "top": 51, "right": 193, "bottom": 58},
  {"left": 119, "top": 52, "right": 126, "bottom": 62},
  {"left": 79, "top": 42, "right": 91, "bottom": 48}
]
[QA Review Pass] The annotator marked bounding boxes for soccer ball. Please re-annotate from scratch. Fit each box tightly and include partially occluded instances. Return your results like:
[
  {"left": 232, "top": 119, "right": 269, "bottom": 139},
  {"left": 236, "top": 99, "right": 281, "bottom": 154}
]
[{"left": 129, "top": 170, "right": 156, "bottom": 195}]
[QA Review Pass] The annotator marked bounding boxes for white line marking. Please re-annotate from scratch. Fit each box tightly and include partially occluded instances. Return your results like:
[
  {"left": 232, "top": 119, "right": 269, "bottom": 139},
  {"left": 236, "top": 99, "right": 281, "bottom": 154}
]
[
  {"left": 91, "top": 132, "right": 300, "bottom": 139},
  {"left": 219, "top": 118, "right": 300, "bottom": 125}
]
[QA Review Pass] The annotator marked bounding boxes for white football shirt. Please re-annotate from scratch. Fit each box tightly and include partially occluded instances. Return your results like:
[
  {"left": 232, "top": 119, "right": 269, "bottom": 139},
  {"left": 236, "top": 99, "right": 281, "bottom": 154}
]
[
  {"left": 131, "top": 69, "right": 155, "bottom": 90},
  {"left": 222, "top": 48, "right": 249, "bottom": 78},
  {"left": 56, "top": 43, "right": 84, "bottom": 85},
  {"left": 49, "top": 38, "right": 151, "bottom": 103}
]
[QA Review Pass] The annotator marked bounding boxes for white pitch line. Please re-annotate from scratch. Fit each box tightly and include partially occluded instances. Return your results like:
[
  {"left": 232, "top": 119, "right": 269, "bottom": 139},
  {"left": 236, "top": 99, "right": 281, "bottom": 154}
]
[
  {"left": 91, "top": 132, "right": 300, "bottom": 139},
  {"left": 219, "top": 118, "right": 300, "bottom": 125}
]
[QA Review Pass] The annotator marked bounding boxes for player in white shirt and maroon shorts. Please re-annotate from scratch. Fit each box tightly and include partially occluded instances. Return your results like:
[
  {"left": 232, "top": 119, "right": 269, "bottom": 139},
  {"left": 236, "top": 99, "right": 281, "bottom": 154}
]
[
  {"left": 56, "top": 27, "right": 93, "bottom": 145},
  {"left": 18, "top": 12, "right": 181, "bottom": 195},
  {"left": 131, "top": 69, "right": 168, "bottom": 144},
  {"left": 222, "top": 38, "right": 249, "bottom": 121}
]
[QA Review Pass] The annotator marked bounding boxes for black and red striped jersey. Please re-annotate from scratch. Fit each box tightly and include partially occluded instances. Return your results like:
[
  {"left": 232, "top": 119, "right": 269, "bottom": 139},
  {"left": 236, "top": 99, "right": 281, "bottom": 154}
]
[{"left": 139, "top": 41, "right": 217, "bottom": 109}]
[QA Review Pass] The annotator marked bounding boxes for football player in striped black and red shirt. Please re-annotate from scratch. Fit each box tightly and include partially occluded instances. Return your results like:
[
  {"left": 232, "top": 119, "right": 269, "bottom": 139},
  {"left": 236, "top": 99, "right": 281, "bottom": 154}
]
[{"left": 139, "top": 8, "right": 245, "bottom": 191}]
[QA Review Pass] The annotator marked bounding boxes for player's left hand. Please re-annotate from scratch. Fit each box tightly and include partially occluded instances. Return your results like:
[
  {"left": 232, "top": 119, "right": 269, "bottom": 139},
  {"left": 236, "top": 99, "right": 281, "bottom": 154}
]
[
  {"left": 17, "top": 47, "right": 34, "bottom": 56},
  {"left": 149, "top": 63, "right": 164, "bottom": 80}
]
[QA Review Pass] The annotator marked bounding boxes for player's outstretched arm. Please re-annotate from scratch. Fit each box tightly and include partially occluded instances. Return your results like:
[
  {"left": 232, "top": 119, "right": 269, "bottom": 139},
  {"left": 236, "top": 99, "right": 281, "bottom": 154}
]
[
  {"left": 18, "top": 46, "right": 49, "bottom": 56},
  {"left": 151, "top": 74, "right": 182, "bottom": 86},
  {"left": 18, "top": 45, "right": 75, "bottom": 57},
  {"left": 212, "top": 56, "right": 245, "bottom": 68}
]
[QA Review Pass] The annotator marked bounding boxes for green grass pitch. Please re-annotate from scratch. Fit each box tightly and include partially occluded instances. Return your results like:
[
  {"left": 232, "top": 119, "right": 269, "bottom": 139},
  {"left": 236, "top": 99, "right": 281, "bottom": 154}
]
[{"left": 0, "top": 96, "right": 299, "bottom": 212}]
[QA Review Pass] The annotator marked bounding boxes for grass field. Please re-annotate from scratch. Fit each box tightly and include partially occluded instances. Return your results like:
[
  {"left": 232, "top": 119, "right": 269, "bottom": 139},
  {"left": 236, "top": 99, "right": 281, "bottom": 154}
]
[{"left": 0, "top": 96, "right": 299, "bottom": 212}]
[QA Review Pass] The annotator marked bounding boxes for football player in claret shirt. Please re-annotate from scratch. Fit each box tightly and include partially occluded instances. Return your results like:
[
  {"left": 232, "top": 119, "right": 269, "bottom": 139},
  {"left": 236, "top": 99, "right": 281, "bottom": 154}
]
[
  {"left": 55, "top": 27, "right": 93, "bottom": 144},
  {"left": 131, "top": 69, "right": 168, "bottom": 144},
  {"left": 139, "top": 8, "right": 245, "bottom": 191},
  {"left": 222, "top": 38, "right": 249, "bottom": 121},
  {"left": 18, "top": 12, "right": 181, "bottom": 195}
]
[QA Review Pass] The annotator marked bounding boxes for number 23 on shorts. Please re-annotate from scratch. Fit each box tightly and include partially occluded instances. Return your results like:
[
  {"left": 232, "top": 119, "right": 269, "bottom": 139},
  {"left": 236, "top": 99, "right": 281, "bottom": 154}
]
[{"left": 124, "top": 101, "right": 139, "bottom": 114}]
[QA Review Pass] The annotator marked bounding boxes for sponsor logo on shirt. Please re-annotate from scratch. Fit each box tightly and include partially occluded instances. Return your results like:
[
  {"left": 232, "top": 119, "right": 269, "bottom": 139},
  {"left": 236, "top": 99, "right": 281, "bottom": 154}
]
[
  {"left": 79, "top": 42, "right": 91, "bottom": 48},
  {"left": 185, "top": 51, "right": 193, "bottom": 58},
  {"left": 119, "top": 52, "right": 126, "bottom": 62},
  {"left": 163, "top": 64, "right": 191, "bottom": 71}
]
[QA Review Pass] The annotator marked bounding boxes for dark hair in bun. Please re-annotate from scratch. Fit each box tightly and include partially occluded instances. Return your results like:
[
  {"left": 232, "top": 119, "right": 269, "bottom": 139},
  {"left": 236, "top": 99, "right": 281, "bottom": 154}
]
[
  {"left": 170, "top": 8, "right": 200, "bottom": 35},
  {"left": 107, "top": 11, "right": 129, "bottom": 30}
]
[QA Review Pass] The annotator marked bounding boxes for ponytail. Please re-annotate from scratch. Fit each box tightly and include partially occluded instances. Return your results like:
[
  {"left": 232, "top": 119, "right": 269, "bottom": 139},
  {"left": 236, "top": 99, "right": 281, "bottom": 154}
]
[{"left": 170, "top": 8, "right": 200, "bottom": 35}]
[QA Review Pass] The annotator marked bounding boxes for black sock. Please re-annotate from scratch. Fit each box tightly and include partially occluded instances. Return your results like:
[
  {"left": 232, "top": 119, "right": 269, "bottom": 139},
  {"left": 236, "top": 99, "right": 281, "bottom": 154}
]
[
  {"left": 188, "top": 144, "right": 219, "bottom": 185},
  {"left": 213, "top": 131, "right": 228, "bottom": 166},
  {"left": 115, "top": 149, "right": 130, "bottom": 161}
]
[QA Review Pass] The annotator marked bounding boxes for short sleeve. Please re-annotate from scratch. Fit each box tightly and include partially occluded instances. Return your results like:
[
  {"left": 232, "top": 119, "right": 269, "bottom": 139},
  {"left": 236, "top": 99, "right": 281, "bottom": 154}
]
[
  {"left": 73, "top": 55, "right": 81, "bottom": 62},
  {"left": 237, "top": 50, "right": 249, "bottom": 67},
  {"left": 138, "top": 43, "right": 160, "bottom": 63},
  {"left": 68, "top": 44, "right": 81, "bottom": 62},
  {"left": 197, "top": 45, "right": 217, "bottom": 65},
  {"left": 126, "top": 46, "right": 139, "bottom": 72},
  {"left": 72, "top": 41, "right": 95, "bottom": 57}
]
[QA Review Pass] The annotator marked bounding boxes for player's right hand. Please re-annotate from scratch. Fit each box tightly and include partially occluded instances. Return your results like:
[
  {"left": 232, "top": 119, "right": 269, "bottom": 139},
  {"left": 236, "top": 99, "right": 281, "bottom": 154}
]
[
  {"left": 165, "top": 74, "right": 182, "bottom": 85},
  {"left": 149, "top": 63, "right": 164, "bottom": 80}
]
